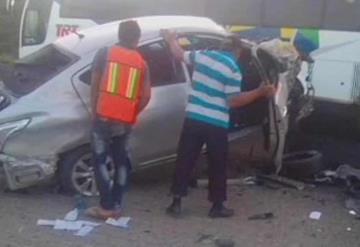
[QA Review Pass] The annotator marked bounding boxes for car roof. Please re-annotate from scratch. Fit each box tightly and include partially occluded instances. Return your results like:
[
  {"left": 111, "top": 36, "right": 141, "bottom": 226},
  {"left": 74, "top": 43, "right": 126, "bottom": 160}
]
[{"left": 55, "top": 16, "right": 228, "bottom": 57}]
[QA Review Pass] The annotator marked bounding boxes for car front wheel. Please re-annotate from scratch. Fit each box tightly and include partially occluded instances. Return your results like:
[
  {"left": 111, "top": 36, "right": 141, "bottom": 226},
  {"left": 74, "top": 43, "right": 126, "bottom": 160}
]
[{"left": 59, "top": 145, "right": 114, "bottom": 197}]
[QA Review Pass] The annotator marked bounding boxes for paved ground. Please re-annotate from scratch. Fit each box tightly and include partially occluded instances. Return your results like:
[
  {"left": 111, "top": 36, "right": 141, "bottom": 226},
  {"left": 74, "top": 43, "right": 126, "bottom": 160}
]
[{"left": 0, "top": 164, "right": 360, "bottom": 247}]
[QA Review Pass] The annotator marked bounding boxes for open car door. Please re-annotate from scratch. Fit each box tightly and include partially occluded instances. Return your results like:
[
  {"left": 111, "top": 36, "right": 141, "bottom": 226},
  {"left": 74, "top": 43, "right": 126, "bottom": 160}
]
[{"left": 228, "top": 40, "right": 306, "bottom": 173}]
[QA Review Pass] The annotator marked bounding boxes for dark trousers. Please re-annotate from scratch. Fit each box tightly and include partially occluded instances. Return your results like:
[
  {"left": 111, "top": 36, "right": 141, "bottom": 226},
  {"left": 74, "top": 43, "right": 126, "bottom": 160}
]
[
  {"left": 171, "top": 118, "right": 228, "bottom": 203},
  {"left": 91, "top": 118, "right": 131, "bottom": 210}
]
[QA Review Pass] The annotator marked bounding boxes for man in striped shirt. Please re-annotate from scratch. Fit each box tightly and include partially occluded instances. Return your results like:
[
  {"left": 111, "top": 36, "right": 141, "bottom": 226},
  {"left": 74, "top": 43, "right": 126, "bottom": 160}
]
[{"left": 163, "top": 30, "right": 275, "bottom": 218}]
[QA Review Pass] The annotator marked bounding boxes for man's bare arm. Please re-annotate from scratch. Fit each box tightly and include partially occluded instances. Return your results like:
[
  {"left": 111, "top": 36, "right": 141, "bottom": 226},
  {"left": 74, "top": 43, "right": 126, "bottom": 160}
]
[
  {"left": 139, "top": 69, "right": 151, "bottom": 111},
  {"left": 90, "top": 71, "right": 101, "bottom": 119},
  {"left": 162, "top": 30, "right": 185, "bottom": 61}
]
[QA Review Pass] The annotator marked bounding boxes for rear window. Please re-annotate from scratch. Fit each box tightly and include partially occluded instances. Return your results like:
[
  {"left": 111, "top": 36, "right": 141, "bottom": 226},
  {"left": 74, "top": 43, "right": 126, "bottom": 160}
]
[{"left": 2, "top": 45, "right": 76, "bottom": 96}]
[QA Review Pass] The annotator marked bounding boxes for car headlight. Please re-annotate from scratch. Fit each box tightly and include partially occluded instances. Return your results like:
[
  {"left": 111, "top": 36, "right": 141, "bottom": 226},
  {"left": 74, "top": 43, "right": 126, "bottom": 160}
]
[{"left": 0, "top": 119, "right": 30, "bottom": 150}]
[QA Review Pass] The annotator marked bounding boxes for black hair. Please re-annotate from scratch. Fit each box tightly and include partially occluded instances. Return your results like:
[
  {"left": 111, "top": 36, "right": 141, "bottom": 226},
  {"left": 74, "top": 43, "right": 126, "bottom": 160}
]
[
  {"left": 221, "top": 35, "right": 243, "bottom": 52},
  {"left": 118, "top": 20, "right": 141, "bottom": 47}
]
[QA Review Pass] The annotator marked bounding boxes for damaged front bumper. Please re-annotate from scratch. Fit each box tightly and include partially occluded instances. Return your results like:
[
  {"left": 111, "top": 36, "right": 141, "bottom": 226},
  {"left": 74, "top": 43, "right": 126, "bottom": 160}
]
[{"left": 0, "top": 154, "right": 56, "bottom": 190}]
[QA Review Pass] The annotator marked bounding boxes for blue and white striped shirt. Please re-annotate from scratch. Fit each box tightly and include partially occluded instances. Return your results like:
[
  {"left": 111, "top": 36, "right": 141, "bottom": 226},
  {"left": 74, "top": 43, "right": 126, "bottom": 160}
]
[{"left": 184, "top": 50, "right": 242, "bottom": 129}]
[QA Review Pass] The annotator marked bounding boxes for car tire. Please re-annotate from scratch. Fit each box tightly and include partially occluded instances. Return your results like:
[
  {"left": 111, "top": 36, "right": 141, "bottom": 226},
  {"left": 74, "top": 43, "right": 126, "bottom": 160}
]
[
  {"left": 59, "top": 146, "right": 91, "bottom": 195},
  {"left": 59, "top": 145, "right": 102, "bottom": 196},
  {"left": 281, "top": 150, "right": 323, "bottom": 179}
]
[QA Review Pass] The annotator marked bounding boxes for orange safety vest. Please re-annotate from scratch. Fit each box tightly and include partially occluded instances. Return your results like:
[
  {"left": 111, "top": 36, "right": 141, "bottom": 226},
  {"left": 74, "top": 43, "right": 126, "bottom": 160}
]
[{"left": 96, "top": 46, "right": 146, "bottom": 124}]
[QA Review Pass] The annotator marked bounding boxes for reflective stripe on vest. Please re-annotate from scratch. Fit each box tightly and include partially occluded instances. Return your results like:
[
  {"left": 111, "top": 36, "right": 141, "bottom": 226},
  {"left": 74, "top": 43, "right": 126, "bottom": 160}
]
[
  {"left": 96, "top": 46, "right": 146, "bottom": 124},
  {"left": 104, "top": 62, "right": 142, "bottom": 100}
]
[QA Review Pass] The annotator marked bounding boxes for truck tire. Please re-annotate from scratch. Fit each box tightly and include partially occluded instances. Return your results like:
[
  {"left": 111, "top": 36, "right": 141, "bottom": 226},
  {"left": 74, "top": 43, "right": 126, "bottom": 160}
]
[{"left": 281, "top": 150, "right": 323, "bottom": 179}]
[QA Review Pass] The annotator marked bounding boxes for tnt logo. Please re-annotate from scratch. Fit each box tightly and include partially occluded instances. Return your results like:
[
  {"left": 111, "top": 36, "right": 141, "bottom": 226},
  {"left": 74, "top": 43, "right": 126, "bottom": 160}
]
[{"left": 56, "top": 24, "right": 79, "bottom": 37}]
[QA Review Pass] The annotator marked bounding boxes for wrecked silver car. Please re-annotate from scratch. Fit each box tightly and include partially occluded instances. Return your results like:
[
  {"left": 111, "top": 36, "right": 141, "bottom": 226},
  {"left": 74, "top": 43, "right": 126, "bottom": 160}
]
[{"left": 0, "top": 16, "right": 313, "bottom": 196}]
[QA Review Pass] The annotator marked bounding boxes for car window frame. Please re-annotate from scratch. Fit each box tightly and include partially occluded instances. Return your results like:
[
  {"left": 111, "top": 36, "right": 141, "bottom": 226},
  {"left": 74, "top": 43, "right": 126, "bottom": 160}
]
[
  {"left": 138, "top": 38, "right": 187, "bottom": 87},
  {"left": 76, "top": 32, "right": 228, "bottom": 87},
  {"left": 177, "top": 33, "right": 227, "bottom": 51}
]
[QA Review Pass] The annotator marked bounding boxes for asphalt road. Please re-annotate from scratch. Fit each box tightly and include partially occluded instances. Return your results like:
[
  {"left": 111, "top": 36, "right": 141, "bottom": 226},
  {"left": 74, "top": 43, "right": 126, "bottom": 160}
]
[{"left": 0, "top": 164, "right": 360, "bottom": 247}]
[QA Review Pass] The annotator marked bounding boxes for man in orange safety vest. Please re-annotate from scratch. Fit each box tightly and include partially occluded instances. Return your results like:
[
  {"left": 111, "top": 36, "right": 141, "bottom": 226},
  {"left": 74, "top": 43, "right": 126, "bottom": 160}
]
[{"left": 87, "top": 20, "right": 151, "bottom": 219}]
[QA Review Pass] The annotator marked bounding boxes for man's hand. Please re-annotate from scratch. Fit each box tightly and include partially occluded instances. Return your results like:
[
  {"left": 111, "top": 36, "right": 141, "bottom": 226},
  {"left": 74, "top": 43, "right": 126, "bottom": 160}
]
[
  {"left": 160, "top": 29, "right": 184, "bottom": 61},
  {"left": 161, "top": 29, "right": 177, "bottom": 44},
  {"left": 259, "top": 84, "right": 276, "bottom": 98}
]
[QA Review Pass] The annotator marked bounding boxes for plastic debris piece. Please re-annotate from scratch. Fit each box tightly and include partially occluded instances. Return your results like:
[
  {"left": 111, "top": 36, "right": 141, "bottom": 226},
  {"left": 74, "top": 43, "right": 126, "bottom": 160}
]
[
  {"left": 37, "top": 219, "right": 56, "bottom": 226},
  {"left": 345, "top": 198, "right": 360, "bottom": 215},
  {"left": 106, "top": 217, "right": 131, "bottom": 228},
  {"left": 196, "top": 234, "right": 215, "bottom": 244},
  {"left": 349, "top": 210, "right": 357, "bottom": 216},
  {"left": 248, "top": 212, "right": 274, "bottom": 220},
  {"left": 54, "top": 220, "right": 83, "bottom": 231},
  {"left": 309, "top": 211, "right": 322, "bottom": 220},
  {"left": 75, "top": 225, "right": 94, "bottom": 237},
  {"left": 243, "top": 176, "right": 257, "bottom": 185},
  {"left": 347, "top": 227, "right": 352, "bottom": 232},
  {"left": 64, "top": 208, "right": 79, "bottom": 221}
]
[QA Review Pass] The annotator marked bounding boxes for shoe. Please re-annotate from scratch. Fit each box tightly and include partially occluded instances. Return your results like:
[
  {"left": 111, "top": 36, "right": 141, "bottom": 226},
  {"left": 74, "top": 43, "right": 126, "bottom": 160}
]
[
  {"left": 166, "top": 198, "right": 182, "bottom": 218},
  {"left": 208, "top": 204, "right": 234, "bottom": 218},
  {"left": 85, "top": 206, "right": 121, "bottom": 220}
]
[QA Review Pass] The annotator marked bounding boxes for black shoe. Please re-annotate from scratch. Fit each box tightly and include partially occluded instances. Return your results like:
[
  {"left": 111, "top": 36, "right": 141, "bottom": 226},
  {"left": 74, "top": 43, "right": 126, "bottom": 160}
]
[
  {"left": 166, "top": 198, "right": 182, "bottom": 218},
  {"left": 208, "top": 204, "right": 234, "bottom": 218}
]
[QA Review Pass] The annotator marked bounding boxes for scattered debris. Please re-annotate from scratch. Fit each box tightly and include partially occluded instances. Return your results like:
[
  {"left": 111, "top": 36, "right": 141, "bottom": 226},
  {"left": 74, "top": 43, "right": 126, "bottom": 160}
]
[
  {"left": 243, "top": 176, "right": 258, "bottom": 185},
  {"left": 248, "top": 212, "right": 274, "bottom": 220},
  {"left": 309, "top": 211, "right": 322, "bottom": 220},
  {"left": 196, "top": 233, "right": 215, "bottom": 244},
  {"left": 54, "top": 220, "right": 83, "bottom": 231},
  {"left": 257, "top": 174, "right": 306, "bottom": 190},
  {"left": 214, "top": 238, "right": 235, "bottom": 247},
  {"left": 105, "top": 217, "right": 131, "bottom": 228},
  {"left": 37, "top": 219, "right": 56, "bottom": 226},
  {"left": 64, "top": 208, "right": 79, "bottom": 221},
  {"left": 37, "top": 208, "right": 103, "bottom": 238},
  {"left": 75, "top": 225, "right": 95, "bottom": 237},
  {"left": 347, "top": 227, "right": 352, "bottom": 232},
  {"left": 345, "top": 198, "right": 360, "bottom": 215},
  {"left": 349, "top": 210, "right": 357, "bottom": 216}
]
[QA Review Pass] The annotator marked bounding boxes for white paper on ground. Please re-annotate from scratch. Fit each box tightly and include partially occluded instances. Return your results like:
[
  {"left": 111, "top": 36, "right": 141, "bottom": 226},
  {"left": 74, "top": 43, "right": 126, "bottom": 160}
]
[
  {"left": 74, "top": 225, "right": 94, "bottom": 237},
  {"left": 78, "top": 220, "right": 101, "bottom": 227},
  {"left": 54, "top": 220, "right": 83, "bottom": 231},
  {"left": 309, "top": 211, "right": 322, "bottom": 220},
  {"left": 105, "top": 217, "right": 131, "bottom": 228},
  {"left": 349, "top": 210, "right": 357, "bottom": 216},
  {"left": 37, "top": 219, "right": 56, "bottom": 226},
  {"left": 64, "top": 208, "right": 79, "bottom": 221}
]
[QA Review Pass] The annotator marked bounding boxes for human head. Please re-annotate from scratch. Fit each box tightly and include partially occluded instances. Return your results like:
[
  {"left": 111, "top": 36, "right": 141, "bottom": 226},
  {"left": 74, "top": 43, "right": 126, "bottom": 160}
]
[{"left": 118, "top": 20, "right": 141, "bottom": 49}]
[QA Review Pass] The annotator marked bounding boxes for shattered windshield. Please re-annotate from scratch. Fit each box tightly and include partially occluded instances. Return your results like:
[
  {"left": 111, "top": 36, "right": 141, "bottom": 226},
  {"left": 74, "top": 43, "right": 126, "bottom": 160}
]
[{"left": 0, "top": 44, "right": 76, "bottom": 96}]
